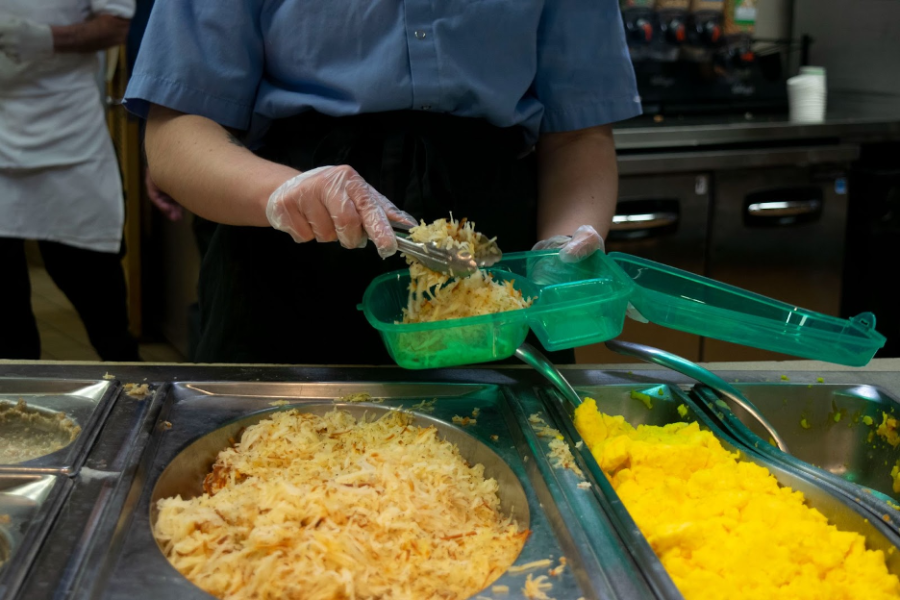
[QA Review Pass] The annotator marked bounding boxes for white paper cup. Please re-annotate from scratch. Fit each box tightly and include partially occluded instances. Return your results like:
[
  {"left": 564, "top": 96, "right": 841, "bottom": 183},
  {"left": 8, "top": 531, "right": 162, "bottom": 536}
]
[
  {"left": 800, "top": 65, "right": 827, "bottom": 89},
  {"left": 788, "top": 72, "right": 827, "bottom": 123}
]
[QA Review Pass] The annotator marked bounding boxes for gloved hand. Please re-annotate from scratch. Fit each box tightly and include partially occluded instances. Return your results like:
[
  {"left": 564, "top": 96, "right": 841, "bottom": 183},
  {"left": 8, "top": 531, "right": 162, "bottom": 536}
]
[
  {"left": 626, "top": 303, "right": 649, "bottom": 323},
  {"left": 532, "top": 224, "right": 605, "bottom": 263},
  {"left": 529, "top": 225, "right": 605, "bottom": 286},
  {"left": 265, "top": 165, "right": 416, "bottom": 258},
  {"left": 0, "top": 17, "right": 53, "bottom": 63}
]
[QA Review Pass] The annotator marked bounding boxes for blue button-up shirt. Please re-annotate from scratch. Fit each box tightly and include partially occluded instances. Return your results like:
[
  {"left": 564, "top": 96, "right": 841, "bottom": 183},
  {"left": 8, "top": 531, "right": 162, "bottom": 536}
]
[{"left": 125, "top": 0, "right": 641, "bottom": 146}]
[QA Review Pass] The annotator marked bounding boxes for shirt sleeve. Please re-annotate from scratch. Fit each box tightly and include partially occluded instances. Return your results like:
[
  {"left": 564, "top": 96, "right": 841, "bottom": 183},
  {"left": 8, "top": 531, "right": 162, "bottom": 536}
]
[
  {"left": 90, "top": 0, "right": 136, "bottom": 19},
  {"left": 534, "top": 0, "right": 642, "bottom": 133},
  {"left": 123, "top": 0, "right": 263, "bottom": 130}
]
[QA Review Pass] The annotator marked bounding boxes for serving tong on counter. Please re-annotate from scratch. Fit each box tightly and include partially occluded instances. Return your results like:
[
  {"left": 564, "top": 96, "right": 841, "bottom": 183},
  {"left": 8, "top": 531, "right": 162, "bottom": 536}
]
[
  {"left": 515, "top": 341, "right": 789, "bottom": 453},
  {"left": 392, "top": 223, "right": 503, "bottom": 276},
  {"left": 605, "top": 340, "right": 790, "bottom": 453}
]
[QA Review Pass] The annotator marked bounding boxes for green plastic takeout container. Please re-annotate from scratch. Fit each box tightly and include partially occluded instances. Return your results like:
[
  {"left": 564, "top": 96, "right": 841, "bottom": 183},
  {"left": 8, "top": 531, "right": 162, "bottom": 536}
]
[
  {"left": 609, "top": 252, "right": 887, "bottom": 367},
  {"left": 359, "top": 251, "right": 636, "bottom": 369},
  {"left": 360, "top": 268, "right": 536, "bottom": 370},
  {"left": 361, "top": 248, "right": 886, "bottom": 369}
]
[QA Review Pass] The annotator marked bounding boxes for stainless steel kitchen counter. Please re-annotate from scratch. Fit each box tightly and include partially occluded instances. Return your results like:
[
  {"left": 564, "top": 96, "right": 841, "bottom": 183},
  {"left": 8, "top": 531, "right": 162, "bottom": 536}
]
[
  {"left": 3, "top": 359, "right": 900, "bottom": 428},
  {"left": 2, "top": 357, "right": 899, "bottom": 392},
  {"left": 3, "top": 358, "right": 900, "bottom": 600},
  {"left": 613, "top": 92, "right": 900, "bottom": 151}
]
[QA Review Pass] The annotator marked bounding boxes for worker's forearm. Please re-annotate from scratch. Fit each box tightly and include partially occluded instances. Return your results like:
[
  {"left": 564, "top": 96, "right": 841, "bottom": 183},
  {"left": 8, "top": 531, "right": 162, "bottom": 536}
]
[
  {"left": 536, "top": 125, "right": 618, "bottom": 241},
  {"left": 51, "top": 14, "right": 130, "bottom": 53},
  {"left": 145, "top": 105, "right": 299, "bottom": 226}
]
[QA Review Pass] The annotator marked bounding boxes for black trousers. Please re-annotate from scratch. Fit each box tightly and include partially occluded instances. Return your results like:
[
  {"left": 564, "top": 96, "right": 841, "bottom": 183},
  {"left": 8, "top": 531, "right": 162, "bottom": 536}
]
[
  {"left": 195, "top": 111, "right": 573, "bottom": 365},
  {"left": 0, "top": 237, "right": 140, "bottom": 361}
]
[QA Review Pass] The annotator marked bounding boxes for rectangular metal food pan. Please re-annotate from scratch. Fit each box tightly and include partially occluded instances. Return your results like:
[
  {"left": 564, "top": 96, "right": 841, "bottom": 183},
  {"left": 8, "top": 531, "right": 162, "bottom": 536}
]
[
  {"left": 719, "top": 383, "right": 900, "bottom": 501},
  {"left": 0, "top": 475, "right": 71, "bottom": 600},
  {"left": 0, "top": 379, "right": 118, "bottom": 475},
  {"left": 689, "top": 383, "right": 900, "bottom": 535},
  {"left": 87, "top": 382, "right": 656, "bottom": 600},
  {"left": 11, "top": 384, "right": 166, "bottom": 600},
  {"left": 541, "top": 383, "right": 900, "bottom": 600}
]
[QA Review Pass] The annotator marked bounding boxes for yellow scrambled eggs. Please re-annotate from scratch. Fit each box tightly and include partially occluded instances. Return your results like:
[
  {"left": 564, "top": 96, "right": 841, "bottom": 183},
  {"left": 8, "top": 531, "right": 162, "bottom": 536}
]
[
  {"left": 574, "top": 397, "right": 900, "bottom": 600},
  {"left": 878, "top": 412, "right": 900, "bottom": 447}
]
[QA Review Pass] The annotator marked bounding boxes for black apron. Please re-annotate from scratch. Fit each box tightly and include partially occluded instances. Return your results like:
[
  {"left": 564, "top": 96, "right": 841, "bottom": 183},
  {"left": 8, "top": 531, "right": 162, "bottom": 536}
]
[{"left": 195, "top": 111, "right": 568, "bottom": 365}]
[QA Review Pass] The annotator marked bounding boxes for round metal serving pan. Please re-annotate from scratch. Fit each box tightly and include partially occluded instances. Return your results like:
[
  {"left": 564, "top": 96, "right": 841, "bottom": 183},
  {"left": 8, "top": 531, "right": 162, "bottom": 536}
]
[{"left": 149, "top": 402, "right": 530, "bottom": 561}]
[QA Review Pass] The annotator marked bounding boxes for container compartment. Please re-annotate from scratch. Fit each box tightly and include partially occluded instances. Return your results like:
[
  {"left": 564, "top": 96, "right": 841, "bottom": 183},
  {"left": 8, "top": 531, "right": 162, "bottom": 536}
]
[
  {"left": 93, "top": 382, "right": 654, "bottom": 600},
  {"left": 541, "top": 384, "right": 900, "bottom": 599},
  {"left": 0, "top": 379, "right": 118, "bottom": 475},
  {"left": 361, "top": 269, "right": 535, "bottom": 369},
  {"left": 0, "top": 475, "right": 71, "bottom": 599},
  {"left": 496, "top": 251, "right": 634, "bottom": 352}
]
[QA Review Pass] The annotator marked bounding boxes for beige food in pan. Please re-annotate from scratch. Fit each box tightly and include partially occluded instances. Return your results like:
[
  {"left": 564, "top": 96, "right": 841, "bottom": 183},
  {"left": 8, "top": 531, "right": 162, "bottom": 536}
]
[
  {"left": 154, "top": 408, "right": 527, "bottom": 600},
  {"left": 0, "top": 399, "right": 81, "bottom": 464}
]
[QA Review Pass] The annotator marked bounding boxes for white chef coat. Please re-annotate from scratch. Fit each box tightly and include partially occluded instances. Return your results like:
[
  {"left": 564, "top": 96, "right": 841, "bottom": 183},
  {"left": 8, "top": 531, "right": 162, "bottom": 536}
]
[{"left": 0, "top": 0, "right": 135, "bottom": 253}]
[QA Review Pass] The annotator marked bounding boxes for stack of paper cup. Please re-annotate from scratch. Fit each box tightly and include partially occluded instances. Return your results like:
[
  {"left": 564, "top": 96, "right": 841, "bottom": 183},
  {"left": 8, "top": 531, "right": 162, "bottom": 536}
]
[{"left": 788, "top": 67, "right": 827, "bottom": 123}]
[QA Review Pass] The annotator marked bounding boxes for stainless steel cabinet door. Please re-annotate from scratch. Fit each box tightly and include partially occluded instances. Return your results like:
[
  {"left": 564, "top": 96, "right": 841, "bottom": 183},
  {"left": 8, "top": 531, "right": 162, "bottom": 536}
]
[
  {"left": 705, "top": 166, "right": 849, "bottom": 362},
  {"left": 576, "top": 173, "right": 710, "bottom": 364}
]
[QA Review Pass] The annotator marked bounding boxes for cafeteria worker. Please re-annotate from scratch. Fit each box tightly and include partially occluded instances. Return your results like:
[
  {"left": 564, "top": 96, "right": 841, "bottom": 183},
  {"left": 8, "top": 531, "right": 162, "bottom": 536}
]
[
  {"left": 0, "top": 0, "right": 140, "bottom": 361},
  {"left": 125, "top": 0, "right": 641, "bottom": 365}
]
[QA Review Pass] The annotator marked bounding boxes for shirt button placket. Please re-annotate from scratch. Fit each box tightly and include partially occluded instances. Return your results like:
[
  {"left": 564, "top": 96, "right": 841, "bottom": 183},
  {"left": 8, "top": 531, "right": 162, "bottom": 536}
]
[{"left": 405, "top": 0, "right": 440, "bottom": 113}]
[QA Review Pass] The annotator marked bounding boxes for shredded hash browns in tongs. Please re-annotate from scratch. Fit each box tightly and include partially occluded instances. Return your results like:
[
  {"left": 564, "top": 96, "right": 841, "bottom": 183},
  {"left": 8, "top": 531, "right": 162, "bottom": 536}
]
[{"left": 393, "top": 219, "right": 502, "bottom": 276}]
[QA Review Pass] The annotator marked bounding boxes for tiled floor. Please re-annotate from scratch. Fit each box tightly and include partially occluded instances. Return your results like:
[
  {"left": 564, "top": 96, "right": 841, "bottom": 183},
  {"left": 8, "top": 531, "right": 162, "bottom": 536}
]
[{"left": 30, "top": 266, "right": 185, "bottom": 363}]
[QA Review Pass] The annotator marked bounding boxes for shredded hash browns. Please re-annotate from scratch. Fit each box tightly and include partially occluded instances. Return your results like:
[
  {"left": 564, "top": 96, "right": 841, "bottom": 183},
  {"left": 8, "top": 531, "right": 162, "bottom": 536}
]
[{"left": 154, "top": 408, "right": 527, "bottom": 600}]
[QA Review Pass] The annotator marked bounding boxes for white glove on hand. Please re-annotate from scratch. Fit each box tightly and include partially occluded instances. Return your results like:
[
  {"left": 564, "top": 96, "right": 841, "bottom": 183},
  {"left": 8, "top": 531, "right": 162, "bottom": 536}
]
[
  {"left": 0, "top": 17, "right": 53, "bottom": 63},
  {"left": 626, "top": 302, "right": 649, "bottom": 323},
  {"left": 265, "top": 165, "right": 416, "bottom": 258},
  {"left": 532, "top": 224, "right": 605, "bottom": 263}
]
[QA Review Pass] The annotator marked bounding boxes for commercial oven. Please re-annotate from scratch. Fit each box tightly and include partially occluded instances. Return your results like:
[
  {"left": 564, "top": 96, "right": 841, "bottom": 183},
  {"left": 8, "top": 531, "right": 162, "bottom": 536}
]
[{"left": 705, "top": 163, "right": 851, "bottom": 361}]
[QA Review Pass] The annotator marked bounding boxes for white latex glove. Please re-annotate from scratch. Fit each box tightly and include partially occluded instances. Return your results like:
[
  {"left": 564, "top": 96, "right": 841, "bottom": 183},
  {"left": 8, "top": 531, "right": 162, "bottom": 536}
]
[
  {"left": 0, "top": 17, "right": 53, "bottom": 63},
  {"left": 532, "top": 225, "right": 605, "bottom": 263},
  {"left": 626, "top": 302, "right": 649, "bottom": 323},
  {"left": 265, "top": 165, "right": 416, "bottom": 258}
]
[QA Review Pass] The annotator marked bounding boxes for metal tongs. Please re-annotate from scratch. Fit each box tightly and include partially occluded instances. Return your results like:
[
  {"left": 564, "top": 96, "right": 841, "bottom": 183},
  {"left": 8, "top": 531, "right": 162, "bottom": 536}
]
[{"left": 392, "top": 223, "right": 503, "bottom": 276}]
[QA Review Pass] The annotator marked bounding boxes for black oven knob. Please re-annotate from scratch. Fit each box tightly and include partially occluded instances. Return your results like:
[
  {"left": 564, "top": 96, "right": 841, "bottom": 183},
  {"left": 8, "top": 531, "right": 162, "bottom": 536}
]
[
  {"left": 732, "top": 48, "right": 756, "bottom": 67},
  {"left": 661, "top": 16, "right": 687, "bottom": 45},
  {"left": 626, "top": 16, "right": 655, "bottom": 44},
  {"left": 694, "top": 18, "right": 723, "bottom": 46}
]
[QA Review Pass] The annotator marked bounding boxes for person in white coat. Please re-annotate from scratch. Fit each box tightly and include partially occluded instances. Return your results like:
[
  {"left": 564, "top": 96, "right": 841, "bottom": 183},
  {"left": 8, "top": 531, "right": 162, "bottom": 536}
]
[{"left": 0, "top": 0, "right": 140, "bottom": 360}]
